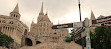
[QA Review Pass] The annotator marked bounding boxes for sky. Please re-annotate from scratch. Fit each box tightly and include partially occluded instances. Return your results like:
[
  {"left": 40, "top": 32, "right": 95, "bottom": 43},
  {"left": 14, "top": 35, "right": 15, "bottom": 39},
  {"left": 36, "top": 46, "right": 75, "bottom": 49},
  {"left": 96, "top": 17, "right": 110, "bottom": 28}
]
[{"left": 0, "top": 0, "right": 111, "bottom": 30}]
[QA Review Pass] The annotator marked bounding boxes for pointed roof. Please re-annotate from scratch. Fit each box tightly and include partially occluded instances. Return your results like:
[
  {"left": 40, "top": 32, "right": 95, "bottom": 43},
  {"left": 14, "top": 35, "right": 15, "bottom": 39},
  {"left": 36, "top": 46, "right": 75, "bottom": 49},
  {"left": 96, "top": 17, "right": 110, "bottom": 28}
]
[
  {"left": 41, "top": 2, "right": 43, "bottom": 13},
  {"left": 39, "top": 2, "right": 44, "bottom": 15},
  {"left": 13, "top": 3, "right": 19, "bottom": 13},
  {"left": 90, "top": 11, "right": 96, "bottom": 20}
]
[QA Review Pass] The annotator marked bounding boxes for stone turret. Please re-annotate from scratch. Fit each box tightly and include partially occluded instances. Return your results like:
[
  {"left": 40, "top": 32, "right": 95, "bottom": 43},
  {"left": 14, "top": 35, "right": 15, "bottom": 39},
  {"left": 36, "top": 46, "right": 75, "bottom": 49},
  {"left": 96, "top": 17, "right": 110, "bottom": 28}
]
[
  {"left": 39, "top": 2, "right": 44, "bottom": 15},
  {"left": 90, "top": 11, "right": 96, "bottom": 20},
  {"left": 89, "top": 11, "right": 96, "bottom": 26},
  {"left": 10, "top": 3, "right": 21, "bottom": 20},
  {"left": 89, "top": 10, "right": 96, "bottom": 34}
]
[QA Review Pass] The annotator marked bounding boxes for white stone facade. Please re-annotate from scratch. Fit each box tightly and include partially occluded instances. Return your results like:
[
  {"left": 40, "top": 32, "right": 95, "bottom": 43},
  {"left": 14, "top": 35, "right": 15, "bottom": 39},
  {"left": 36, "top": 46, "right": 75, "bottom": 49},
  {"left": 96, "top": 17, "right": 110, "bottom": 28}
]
[
  {"left": 30, "top": 3, "right": 70, "bottom": 43},
  {"left": 0, "top": 4, "right": 29, "bottom": 45}
]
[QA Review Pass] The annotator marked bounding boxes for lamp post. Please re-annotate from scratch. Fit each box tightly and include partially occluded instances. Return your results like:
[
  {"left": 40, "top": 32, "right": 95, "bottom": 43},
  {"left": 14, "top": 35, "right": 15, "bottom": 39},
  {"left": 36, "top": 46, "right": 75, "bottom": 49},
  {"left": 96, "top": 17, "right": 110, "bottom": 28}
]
[
  {"left": 78, "top": 0, "right": 84, "bottom": 49},
  {"left": 78, "top": 0, "right": 82, "bottom": 22}
]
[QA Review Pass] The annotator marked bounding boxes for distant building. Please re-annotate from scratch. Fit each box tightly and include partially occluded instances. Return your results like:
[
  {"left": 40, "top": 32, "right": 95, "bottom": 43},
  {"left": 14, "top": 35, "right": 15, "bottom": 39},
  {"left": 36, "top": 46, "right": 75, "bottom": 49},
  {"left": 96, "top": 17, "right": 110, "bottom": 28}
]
[
  {"left": 29, "top": 2, "right": 70, "bottom": 44},
  {"left": 92, "top": 15, "right": 111, "bottom": 28}
]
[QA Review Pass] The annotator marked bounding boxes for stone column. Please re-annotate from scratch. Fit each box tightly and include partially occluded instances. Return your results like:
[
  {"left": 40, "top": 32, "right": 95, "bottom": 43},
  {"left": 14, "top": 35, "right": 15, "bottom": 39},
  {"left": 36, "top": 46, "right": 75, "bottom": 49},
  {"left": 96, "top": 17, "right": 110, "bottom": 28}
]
[{"left": 1, "top": 26, "right": 3, "bottom": 32}]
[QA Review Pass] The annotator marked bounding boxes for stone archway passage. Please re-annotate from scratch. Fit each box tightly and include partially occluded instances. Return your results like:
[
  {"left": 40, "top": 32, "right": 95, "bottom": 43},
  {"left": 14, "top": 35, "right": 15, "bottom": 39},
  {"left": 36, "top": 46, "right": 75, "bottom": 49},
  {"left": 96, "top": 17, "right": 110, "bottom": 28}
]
[{"left": 25, "top": 38, "right": 32, "bottom": 46}]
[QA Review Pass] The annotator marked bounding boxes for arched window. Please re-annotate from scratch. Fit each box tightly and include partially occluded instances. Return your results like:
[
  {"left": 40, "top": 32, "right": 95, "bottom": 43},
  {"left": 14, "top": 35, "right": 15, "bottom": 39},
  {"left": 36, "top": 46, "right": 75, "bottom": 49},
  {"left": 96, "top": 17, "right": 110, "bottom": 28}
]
[
  {"left": 44, "top": 23, "right": 45, "bottom": 27},
  {"left": 2, "top": 20, "right": 6, "bottom": 23},
  {"left": 14, "top": 14, "right": 15, "bottom": 17},
  {"left": 54, "top": 33, "right": 57, "bottom": 34},
  {"left": 9, "top": 21, "right": 13, "bottom": 24}
]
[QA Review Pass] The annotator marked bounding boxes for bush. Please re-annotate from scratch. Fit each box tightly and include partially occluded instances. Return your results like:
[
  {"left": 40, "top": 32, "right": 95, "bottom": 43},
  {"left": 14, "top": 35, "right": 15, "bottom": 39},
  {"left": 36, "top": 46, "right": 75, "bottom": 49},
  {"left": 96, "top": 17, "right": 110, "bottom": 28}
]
[{"left": 0, "top": 32, "right": 14, "bottom": 48}]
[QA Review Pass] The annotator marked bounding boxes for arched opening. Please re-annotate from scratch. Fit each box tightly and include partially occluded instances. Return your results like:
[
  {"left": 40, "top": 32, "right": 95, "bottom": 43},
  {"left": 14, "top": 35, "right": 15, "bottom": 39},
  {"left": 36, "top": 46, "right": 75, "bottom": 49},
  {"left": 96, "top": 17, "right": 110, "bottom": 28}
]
[
  {"left": 36, "top": 41, "right": 41, "bottom": 45},
  {"left": 2, "top": 20, "right": 6, "bottom": 23},
  {"left": 25, "top": 38, "right": 32, "bottom": 46},
  {"left": 14, "top": 14, "right": 15, "bottom": 17},
  {"left": 9, "top": 21, "right": 13, "bottom": 24}
]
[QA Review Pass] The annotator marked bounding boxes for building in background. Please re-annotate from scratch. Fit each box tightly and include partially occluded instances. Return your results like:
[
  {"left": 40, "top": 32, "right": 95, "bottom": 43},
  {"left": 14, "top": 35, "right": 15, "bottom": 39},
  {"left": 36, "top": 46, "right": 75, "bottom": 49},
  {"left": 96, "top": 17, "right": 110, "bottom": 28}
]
[
  {"left": 92, "top": 15, "right": 111, "bottom": 28},
  {"left": 29, "top": 2, "right": 70, "bottom": 43}
]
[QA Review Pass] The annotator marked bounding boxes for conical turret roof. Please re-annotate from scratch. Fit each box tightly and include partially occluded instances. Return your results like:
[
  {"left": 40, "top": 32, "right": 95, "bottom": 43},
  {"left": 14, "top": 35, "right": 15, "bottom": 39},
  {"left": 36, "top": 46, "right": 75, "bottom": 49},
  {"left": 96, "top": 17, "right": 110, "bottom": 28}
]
[
  {"left": 13, "top": 3, "right": 19, "bottom": 13},
  {"left": 39, "top": 2, "right": 44, "bottom": 15},
  {"left": 90, "top": 11, "right": 96, "bottom": 20}
]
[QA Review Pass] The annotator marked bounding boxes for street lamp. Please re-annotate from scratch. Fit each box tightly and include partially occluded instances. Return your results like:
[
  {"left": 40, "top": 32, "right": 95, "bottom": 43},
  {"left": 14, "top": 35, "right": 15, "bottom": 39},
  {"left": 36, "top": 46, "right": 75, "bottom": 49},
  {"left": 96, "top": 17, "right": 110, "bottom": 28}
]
[{"left": 78, "top": 0, "right": 84, "bottom": 49}]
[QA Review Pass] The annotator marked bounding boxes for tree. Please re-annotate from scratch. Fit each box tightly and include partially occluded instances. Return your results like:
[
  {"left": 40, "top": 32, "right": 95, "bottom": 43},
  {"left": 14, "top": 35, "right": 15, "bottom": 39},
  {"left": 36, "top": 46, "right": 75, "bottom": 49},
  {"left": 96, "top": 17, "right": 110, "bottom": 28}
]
[
  {"left": 65, "top": 29, "right": 86, "bottom": 47},
  {"left": 64, "top": 29, "right": 74, "bottom": 42},
  {"left": 65, "top": 27, "right": 111, "bottom": 49},
  {"left": 0, "top": 32, "right": 14, "bottom": 48},
  {"left": 92, "top": 27, "right": 111, "bottom": 49}
]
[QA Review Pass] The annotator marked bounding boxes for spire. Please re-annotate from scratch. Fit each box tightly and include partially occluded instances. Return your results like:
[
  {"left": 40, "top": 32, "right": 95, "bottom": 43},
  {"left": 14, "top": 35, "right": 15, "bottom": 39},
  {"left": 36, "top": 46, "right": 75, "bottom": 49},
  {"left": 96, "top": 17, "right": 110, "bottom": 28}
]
[
  {"left": 13, "top": 3, "right": 19, "bottom": 13},
  {"left": 41, "top": 2, "right": 43, "bottom": 13},
  {"left": 90, "top": 10, "right": 96, "bottom": 20},
  {"left": 39, "top": 2, "right": 44, "bottom": 15}
]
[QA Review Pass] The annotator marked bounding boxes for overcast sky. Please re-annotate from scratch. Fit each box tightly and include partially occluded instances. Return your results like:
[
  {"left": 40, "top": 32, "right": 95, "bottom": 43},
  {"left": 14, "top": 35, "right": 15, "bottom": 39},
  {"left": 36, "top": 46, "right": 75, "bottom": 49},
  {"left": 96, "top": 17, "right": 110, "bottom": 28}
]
[{"left": 0, "top": 0, "right": 111, "bottom": 28}]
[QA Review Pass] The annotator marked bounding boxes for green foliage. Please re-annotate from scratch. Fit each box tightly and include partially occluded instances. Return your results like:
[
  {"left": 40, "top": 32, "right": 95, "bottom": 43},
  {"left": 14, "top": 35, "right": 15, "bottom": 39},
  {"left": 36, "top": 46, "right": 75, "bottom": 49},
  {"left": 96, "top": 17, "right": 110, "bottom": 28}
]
[
  {"left": 92, "top": 27, "right": 111, "bottom": 49},
  {"left": 65, "top": 27, "right": 111, "bottom": 49},
  {"left": 64, "top": 37, "right": 72, "bottom": 42},
  {"left": 0, "top": 32, "right": 14, "bottom": 48},
  {"left": 65, "top": 29, "right": 86, "bottom": 46},
  {"left": 64, "top": 29, "right": 74, "bottom": 42}
]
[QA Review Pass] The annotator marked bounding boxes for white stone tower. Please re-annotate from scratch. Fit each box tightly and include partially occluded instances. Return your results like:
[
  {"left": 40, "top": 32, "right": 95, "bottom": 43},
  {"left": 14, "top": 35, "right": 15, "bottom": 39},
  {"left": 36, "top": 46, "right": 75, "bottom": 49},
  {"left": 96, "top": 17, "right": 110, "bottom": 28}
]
[{"left": 10, "top": 3, "right": 21, "bottom": 20}]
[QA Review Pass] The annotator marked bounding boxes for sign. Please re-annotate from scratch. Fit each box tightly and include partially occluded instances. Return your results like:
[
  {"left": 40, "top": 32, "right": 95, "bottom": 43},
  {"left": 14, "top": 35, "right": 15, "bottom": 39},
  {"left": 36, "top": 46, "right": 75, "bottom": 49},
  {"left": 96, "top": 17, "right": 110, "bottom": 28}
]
[
  {"left": 73, "top": 22, "right": 83, "bottom": 28},
  {"left": 52, "top": 22, "right": 83, "bottom": 29},
  {"left": 73, "top": 27, "right": 85, "bottom": 41},
  {"left": 74, "top": 27, "right": 85, "bottom": 35},
  {"left": 74, "top": 34, "right": 81, "bottom": 41},
  {"left": 52, "top": 23, "right": 73, "bottom": 29}
]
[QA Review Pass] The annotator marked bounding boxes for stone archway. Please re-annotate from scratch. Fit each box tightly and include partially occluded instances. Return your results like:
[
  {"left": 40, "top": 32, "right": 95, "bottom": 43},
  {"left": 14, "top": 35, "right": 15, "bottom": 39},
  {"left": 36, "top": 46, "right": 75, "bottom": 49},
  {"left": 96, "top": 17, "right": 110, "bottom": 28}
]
[{"left": 25, "top": 38, "right": 32, "bottom": 46}]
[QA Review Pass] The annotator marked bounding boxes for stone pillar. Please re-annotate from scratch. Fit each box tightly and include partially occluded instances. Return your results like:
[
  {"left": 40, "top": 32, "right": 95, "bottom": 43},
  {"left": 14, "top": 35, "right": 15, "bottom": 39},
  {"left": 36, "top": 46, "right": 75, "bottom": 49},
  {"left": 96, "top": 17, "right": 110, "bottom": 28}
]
[{"left": 1, "top": 26, "right": 3, "bottom": 32}]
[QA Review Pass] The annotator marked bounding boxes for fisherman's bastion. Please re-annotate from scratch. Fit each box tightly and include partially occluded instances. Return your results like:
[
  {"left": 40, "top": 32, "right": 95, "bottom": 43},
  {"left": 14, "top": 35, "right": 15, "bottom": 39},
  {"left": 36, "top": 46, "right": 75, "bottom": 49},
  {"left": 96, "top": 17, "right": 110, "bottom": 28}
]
[{"left": 0, "top": 2, "right": 96, "bottom": 49}]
